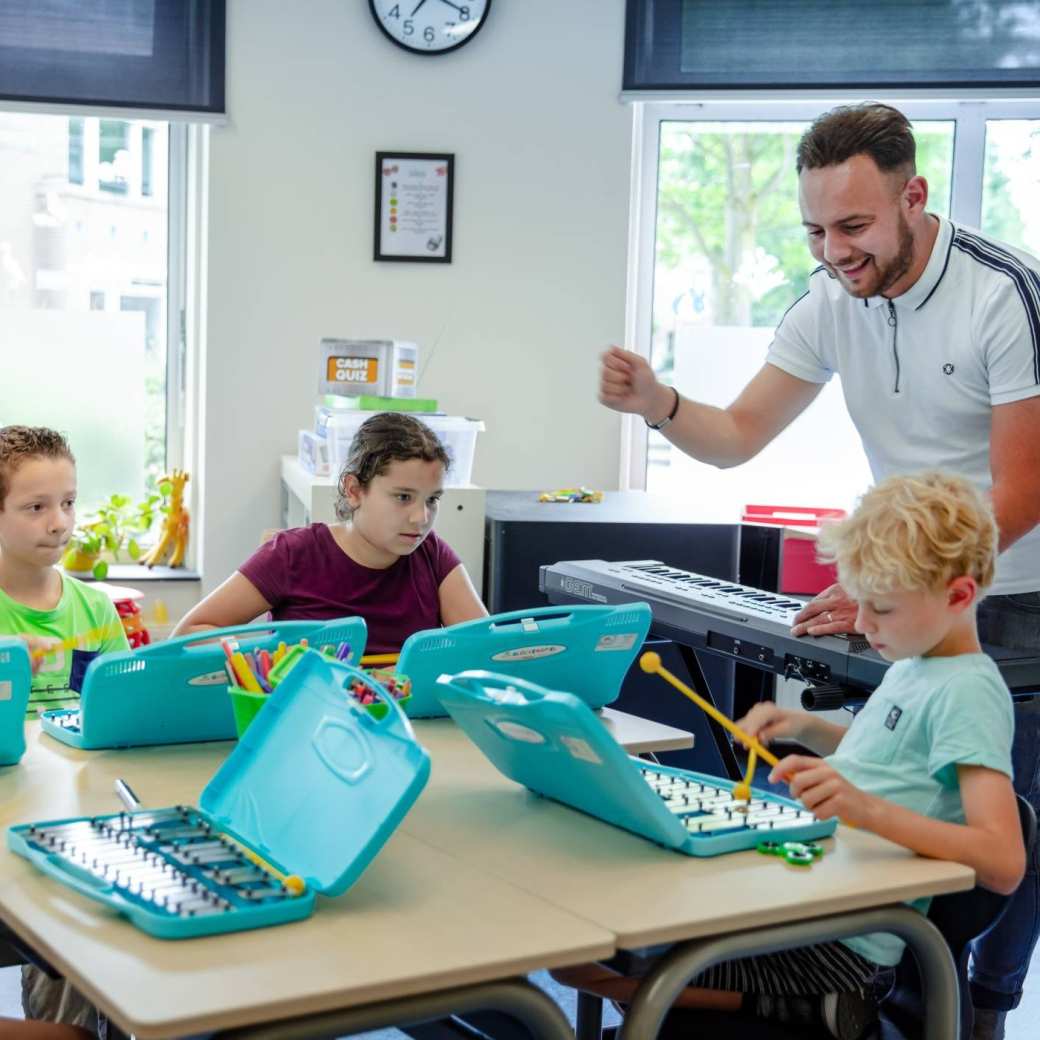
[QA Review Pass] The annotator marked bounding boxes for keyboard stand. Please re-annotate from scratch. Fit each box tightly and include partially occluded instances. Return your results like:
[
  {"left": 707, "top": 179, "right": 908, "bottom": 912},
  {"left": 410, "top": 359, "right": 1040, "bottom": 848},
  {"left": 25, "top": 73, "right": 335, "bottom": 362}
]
[{"left": 672, "top": 643, "right": 742, "bottom": 781}]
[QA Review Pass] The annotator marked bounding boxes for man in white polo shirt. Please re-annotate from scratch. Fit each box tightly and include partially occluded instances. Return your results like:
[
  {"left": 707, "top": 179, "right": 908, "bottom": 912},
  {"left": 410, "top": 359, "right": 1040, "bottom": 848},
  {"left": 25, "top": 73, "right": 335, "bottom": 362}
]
[{"left": 600, "top": 103, "right": 1040, "bottom": 1040}]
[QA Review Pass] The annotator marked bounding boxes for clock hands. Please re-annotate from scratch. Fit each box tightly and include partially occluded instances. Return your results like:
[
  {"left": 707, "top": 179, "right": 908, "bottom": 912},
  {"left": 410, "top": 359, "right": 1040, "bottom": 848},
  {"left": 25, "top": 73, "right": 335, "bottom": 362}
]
[
  {"left": 438, "top": 0, "right": 465, "bottom": 11},
  {"left": 410, "top": 0, "right": 428, "bottom": 14}
]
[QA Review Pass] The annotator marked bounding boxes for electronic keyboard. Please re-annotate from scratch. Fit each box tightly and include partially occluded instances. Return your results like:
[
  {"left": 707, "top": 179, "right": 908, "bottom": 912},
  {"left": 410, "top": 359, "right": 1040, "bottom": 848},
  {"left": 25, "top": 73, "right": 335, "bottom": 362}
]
[{"left": 540, "top": 559, "right": 1040, "bottom": 698}]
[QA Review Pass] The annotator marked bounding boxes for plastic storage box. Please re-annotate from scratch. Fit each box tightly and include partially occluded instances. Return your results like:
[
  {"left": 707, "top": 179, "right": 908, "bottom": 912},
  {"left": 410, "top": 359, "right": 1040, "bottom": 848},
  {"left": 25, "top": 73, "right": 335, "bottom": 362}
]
[
  {"left": 315, "top": 408, "right": 485, "bottom": 487},
  {"left": 9, "top": 653, "right": 430, "bottom": 939},
  {"left": 741, "top": 504, "right": 846, "bottom": 596},
  {"left": 39, "top": 617, "right": 367, "bottom": 750},
  {"left": 0, "top": 639, "right": 31, "bottom": 765},
  {"left": 397, "top": 603, "right": 652, "bottom": 718}
]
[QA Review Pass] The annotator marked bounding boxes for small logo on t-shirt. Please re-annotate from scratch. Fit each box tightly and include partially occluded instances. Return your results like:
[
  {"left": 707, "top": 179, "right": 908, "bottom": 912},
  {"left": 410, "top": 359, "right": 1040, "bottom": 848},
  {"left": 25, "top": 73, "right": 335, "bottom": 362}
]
[
  {"left": 885, "top": 705, "right": 903, "bottom": 731},
  {"left": 942, "top": 362, "right": 955, "bottom": 375}
]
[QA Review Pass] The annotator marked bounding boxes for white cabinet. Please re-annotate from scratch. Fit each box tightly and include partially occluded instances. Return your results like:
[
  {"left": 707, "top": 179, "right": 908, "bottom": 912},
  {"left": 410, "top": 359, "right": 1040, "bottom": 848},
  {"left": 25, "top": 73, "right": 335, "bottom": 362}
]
[{"left": 279, "top": 456, "right": 486, "bottom": 587}]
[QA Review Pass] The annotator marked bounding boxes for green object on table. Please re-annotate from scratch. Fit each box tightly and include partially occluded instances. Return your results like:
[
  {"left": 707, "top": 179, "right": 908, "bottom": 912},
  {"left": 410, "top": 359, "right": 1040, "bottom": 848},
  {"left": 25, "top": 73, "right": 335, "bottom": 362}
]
[
  {"left": 229, "top": 686, "right": 412, "bottom": 737},
  {"left": 363, "top": 694, "right": 412, "bottom": 721},
  {"left": 757, "top": 839, "right": 825, "bottom": 867},
  {"left": 784, "top": 849, "right": 815, "bottom": 866},
  {"left": 228, "top": 687, "right": 268, "bottom": 738}
]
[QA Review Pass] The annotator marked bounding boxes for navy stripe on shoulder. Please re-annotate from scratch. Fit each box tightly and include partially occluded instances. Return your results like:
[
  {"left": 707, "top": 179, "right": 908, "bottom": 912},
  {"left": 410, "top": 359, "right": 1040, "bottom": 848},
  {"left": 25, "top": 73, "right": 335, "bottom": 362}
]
[
  {"left": 774, "top": 266, "right": 830, "bottom": 332},
  {"left": 775, "top": 288, "right": 810, "bottom": 332},
  {"left": 951, "top": 230, "right": 1040, "bottom": 385}
]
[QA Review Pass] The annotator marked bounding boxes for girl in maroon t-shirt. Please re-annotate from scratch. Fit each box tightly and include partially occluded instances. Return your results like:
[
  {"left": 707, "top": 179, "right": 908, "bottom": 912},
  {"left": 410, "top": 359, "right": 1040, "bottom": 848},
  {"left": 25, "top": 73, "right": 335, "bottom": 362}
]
[{"left": 173, "top": 413, "right": 487, "bottom": 653}]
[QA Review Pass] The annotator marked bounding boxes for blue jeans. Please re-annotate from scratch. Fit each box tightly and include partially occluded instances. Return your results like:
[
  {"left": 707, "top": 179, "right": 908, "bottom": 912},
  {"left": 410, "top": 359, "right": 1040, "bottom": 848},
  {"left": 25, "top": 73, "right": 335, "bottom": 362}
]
[{"left": 969, "top": 592, "right": 1040, "bottom": 1011}]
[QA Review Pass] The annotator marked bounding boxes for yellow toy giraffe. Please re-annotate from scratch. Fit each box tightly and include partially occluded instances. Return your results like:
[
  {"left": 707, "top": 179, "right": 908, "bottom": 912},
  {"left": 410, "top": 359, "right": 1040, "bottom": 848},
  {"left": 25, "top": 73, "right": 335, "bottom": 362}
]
[{"left": 142, "top": 470, "right": 190, "bottom": 568}]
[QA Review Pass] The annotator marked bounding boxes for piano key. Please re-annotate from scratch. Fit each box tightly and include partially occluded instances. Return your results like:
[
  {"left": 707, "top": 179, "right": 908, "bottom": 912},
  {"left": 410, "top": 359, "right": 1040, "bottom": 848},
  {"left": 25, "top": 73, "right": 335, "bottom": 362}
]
[{"left": 685, "top": 816, "right": 749, "bottom": 833}]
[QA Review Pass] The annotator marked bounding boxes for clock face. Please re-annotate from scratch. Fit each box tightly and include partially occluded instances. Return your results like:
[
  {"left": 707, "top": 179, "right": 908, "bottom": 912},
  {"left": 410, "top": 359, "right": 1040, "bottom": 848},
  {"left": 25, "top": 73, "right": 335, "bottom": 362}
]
[{"left": 369, "top": 0, "right": 492, "bottom": 55}]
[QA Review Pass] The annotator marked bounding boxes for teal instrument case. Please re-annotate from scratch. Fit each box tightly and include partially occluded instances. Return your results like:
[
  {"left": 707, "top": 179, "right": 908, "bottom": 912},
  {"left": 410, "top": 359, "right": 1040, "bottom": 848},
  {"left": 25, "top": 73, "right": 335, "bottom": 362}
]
[
  {"left": 38, "top": 617, "right": 368, "bottom": 750},
  {"left": 9, "top": 652, "right": 430, "bottom": 939},
  {"left": 0, "top": 639, "right": 31, "bottom": 766},
  {"left": 398, "top": 603, "right": 651, "bottom": 718},
  {"left": 436, "top": 670, "right": 836, "bottom": 857}
]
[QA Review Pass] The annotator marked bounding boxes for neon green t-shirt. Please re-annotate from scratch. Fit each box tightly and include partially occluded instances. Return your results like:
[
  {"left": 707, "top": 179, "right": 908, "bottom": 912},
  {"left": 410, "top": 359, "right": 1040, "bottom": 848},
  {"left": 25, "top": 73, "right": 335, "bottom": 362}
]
[{"left": 0, "top": 573, "right": 131, "bottom": 717}]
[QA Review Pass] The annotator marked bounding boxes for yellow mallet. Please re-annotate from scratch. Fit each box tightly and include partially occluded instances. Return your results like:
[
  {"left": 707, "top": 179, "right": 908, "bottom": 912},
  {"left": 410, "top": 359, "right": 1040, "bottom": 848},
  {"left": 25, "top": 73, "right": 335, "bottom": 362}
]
[
  {"left": 221, "top": 832, "right": 306, "bottom": 896},
  {"left": 640, "top": 651, "right": 779, "bottom": 769}
]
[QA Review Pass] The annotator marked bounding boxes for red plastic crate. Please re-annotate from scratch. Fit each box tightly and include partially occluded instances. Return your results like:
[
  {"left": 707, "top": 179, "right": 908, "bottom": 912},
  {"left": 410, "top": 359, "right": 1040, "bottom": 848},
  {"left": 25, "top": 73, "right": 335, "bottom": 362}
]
[{"left": 742, "top": 504, "right": 847, "bottom": 596}]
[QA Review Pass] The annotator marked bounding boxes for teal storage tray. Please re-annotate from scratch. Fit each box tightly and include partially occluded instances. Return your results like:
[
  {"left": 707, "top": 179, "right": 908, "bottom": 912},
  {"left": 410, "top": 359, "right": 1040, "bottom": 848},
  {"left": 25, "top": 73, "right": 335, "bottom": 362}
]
[
  {"left": 398, "top": 603, "right": 651, "bottom": 718},
  {"left": 9, "top": 652, "right": 430, "bottom": 938},
  {"left": 436, "top": 670, "right": 836, "bottom": 857},
  {"left": 39, "top": 617, "right": 368, "bottom": 750},
  {"left": 0, "top": 639, "right": 31, "bottom": 766}
]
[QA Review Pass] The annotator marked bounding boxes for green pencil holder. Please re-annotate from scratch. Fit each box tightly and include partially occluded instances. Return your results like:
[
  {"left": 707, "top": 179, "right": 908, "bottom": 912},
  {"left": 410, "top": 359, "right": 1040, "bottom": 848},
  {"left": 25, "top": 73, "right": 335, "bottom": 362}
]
[
  {"left": 228, "top": 687, "right": 268, "bottom": 738},
  {"left": 363, "top": 694, "right": 411, "bottom": 721},
  {"left": 229, "top": 685, "right": 412, "bottom": 737}
]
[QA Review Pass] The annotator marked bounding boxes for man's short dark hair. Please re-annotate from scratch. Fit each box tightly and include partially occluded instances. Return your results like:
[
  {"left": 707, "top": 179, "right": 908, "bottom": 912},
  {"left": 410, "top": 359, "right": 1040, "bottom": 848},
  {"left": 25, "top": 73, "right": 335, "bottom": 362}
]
[{"left": 796, "top": 103, "right": 916, "bottom": 177}]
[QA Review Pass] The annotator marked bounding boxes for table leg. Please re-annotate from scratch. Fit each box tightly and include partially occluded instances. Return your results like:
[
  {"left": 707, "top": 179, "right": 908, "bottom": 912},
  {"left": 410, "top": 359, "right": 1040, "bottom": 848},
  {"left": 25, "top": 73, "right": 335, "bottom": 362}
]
[
  {"left": 617, "top": 905, "right": 957, "bottom": 1040},
  {"left": 208, "top": 976, "right": 574, "bottom": 1040},
  {"left": 576, "top": 990, "right": 604, "bottom": 1040}
]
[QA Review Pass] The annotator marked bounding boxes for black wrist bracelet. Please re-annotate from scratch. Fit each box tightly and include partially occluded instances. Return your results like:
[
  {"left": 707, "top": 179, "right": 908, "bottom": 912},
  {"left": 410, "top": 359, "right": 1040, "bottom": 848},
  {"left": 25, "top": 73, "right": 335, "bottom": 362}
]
[{"left": 645, "top": 386, "right": 680, "bottom": 430}]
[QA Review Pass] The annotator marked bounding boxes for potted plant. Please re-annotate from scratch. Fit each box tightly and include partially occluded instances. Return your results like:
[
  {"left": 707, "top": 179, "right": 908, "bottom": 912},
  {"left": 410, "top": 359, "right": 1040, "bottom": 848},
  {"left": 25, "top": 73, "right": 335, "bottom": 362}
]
[{"left": 63, "top": 491, "right": 162, "bottom": 580}]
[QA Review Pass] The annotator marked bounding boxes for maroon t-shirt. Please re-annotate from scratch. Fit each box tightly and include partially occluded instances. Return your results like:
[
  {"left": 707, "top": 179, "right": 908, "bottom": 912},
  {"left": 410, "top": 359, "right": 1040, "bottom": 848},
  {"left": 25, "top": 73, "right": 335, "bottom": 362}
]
[{"left": 238, "top": 524, "right": 461, "bottom": 654}]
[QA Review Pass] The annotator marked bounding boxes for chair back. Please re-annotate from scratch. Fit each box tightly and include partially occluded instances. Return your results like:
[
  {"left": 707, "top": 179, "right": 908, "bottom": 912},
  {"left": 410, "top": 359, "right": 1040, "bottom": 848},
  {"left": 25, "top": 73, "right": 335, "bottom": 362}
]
[{"left": 885, "top": 794, "right": 1037, "bottom": 1038}]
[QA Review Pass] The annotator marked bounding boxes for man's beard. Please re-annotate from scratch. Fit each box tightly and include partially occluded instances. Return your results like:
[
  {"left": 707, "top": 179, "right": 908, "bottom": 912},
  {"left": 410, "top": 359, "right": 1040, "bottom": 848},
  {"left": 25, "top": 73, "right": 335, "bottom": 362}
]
[{"left": 827, "top": 213, "right": 916, "bottom": 298}]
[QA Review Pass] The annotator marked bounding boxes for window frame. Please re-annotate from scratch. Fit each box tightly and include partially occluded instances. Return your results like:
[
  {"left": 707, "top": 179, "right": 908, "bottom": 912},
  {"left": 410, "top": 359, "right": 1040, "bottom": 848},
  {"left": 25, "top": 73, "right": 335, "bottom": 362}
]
[{"left": 622, "top": 97, "right": 1040, "bottom": 490}]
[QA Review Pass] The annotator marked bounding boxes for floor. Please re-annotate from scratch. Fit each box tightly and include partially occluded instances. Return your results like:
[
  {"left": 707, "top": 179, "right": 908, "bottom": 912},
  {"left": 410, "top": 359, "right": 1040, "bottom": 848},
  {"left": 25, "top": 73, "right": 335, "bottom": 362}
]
[{"left": 3, "top": 960, "right": 1038, "bottom": 1037}]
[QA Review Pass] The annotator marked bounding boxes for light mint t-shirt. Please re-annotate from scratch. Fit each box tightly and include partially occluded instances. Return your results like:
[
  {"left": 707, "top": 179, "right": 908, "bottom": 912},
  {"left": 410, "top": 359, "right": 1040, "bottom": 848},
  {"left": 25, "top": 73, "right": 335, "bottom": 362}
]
[
  {"left": 825, "top": 653, "right": 1014, "bottom": 966},
  {"left": 0, "top": 573, "right": 130, "bottom": 718}
]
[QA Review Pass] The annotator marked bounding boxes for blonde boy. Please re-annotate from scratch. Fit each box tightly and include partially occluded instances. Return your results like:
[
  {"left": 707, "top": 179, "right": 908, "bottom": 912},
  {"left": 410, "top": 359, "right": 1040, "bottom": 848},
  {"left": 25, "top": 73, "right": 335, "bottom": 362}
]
[
  {"left": 556, "top": 472, "right": 1024, "bottom": 1039},
  {"left": 0, "top": 425, "right": 128, "bottom": 1034}
]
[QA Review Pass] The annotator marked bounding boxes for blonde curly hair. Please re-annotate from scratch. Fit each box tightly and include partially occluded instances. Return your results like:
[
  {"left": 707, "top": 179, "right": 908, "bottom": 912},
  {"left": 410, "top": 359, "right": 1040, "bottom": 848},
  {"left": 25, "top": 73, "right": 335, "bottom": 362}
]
[{"left": 816, "top": 471, "right": 997, "bottom": 598}]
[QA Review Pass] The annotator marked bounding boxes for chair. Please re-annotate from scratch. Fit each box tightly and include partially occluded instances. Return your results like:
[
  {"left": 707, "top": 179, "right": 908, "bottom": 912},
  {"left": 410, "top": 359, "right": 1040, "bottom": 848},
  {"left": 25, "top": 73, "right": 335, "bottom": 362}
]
[
  {"left": 590, "top": 795, "right": 1037, "bottom": 1040},
  {"left": 881, "top": 793, "right": 1037, "bottom": 1039}
]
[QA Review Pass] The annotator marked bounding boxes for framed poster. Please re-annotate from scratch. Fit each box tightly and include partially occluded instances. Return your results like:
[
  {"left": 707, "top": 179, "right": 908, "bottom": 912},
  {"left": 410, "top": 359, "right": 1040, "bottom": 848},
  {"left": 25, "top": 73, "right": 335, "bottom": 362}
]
[{"left": 374, "top": 152, "right": 454, "bottom": 262}]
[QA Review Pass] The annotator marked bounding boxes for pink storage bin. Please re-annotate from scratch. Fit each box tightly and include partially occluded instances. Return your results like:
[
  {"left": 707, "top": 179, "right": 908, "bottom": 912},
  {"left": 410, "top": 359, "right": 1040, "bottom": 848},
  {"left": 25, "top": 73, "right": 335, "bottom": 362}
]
[{"left": 741, "top": 504, "right": 847, "bottom": 596}]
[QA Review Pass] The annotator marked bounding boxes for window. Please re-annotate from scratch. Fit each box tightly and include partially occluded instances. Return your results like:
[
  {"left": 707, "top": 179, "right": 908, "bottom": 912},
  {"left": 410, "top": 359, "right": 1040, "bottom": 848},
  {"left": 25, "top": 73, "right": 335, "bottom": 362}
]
[
  {"left": 0, "top": 111, "right": 183, "bottom": 510},
  {"left": 628, "top": 100, "right": 1040, "bottom": 514},
  {"left": 67, "top": 118, "right": 83, "bottom": 185},
  {"left": 142, "top": 127, "right": 155, "bottom": 198},
  {"left": 98, "top": 119, "right": 131, "bottom": 195},
  {"left": 982, "top": 120, "right": 1040, "bottom": 256}
]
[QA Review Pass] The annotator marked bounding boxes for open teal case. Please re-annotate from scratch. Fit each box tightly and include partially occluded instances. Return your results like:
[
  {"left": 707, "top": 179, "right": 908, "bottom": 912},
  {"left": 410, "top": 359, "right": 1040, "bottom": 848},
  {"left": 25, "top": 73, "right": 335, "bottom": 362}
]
[
  {"left": 39, "top": 617, "right": 367, "bottom": 749},
  {"left": 398, "top": 603, "right": 651, "bottom": 718},
  {"left": 436, "top": 670, "right": 836, "bottom": 857},
  {"left": 0, "top": 639, "right": 31, "bottom": 766},
  {"left": 10, "top": 652, "right": 430, "bottom": 939}
]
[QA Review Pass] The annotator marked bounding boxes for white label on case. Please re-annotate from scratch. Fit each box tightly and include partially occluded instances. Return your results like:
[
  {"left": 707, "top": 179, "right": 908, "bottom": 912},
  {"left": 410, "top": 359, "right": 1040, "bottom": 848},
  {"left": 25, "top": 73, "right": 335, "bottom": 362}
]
[
  {"left": 188, "top": 670, "right": 232, "bottom": 687},
  {"left": 0, "top": 680, "right": 11, "bottom": 701},
  {"left": 595, "top": 633, "right": 638, "bottom": 652},
  {"left": 491, "top": 644, "right": 566, "bottom": 662}
]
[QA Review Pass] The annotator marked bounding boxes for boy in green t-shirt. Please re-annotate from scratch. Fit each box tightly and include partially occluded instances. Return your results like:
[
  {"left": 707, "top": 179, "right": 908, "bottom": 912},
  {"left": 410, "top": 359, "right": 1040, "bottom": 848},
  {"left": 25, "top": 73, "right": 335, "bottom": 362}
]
[
  {"left": 0, "top": 426, "right": 129, "bottom": 719},
  {"left": 0, "top": 425, "right": 130, "bottom": 1036}
]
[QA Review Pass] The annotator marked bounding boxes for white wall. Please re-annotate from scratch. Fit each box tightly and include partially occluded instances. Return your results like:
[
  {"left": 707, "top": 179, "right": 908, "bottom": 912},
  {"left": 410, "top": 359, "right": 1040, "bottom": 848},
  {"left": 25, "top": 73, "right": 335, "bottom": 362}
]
[{"left": 199, "top": 0, "right": 632, "bottom": 591}]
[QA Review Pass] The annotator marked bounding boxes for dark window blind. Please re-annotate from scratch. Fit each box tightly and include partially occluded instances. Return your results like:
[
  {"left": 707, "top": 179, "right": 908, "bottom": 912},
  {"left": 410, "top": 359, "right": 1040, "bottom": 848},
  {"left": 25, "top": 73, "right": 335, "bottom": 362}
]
[
  {"left": 625, "top": 0, "right": 1040, "bottom": 92},
  {"left": 0, "top": 0, "right": 225, "bottom": 114}
]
